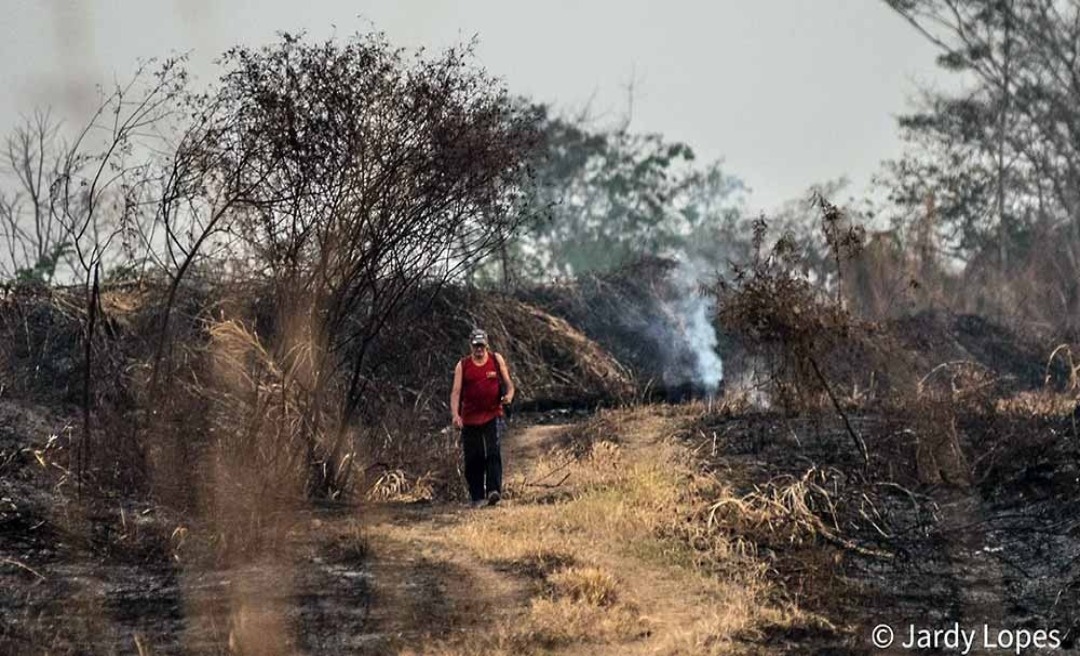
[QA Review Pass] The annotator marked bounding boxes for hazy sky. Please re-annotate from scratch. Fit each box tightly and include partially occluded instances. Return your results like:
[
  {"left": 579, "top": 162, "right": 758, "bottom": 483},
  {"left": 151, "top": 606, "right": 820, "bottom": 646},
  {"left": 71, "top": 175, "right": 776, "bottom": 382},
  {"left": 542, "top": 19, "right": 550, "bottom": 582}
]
[{"left": 0, "top": 1, "right": 955, "bottom": 211}]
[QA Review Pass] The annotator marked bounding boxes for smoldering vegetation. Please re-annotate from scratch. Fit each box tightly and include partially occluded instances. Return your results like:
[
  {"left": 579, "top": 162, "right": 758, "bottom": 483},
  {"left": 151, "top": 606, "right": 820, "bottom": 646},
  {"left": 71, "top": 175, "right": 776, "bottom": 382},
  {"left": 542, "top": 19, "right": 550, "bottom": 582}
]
[
  {"left": 521, "top": 256, "right": 725, "bottom": 403},
  {"left": 667, "top": 201, "right": 1080, "bottom": 650}
]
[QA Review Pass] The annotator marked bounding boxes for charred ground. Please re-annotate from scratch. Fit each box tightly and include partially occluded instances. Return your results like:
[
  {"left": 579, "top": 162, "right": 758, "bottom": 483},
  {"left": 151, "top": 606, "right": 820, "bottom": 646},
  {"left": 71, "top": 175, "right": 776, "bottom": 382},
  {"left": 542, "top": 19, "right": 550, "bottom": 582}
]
[{"left": 0, "top": 269, "right": 1078, "bottom": 653}]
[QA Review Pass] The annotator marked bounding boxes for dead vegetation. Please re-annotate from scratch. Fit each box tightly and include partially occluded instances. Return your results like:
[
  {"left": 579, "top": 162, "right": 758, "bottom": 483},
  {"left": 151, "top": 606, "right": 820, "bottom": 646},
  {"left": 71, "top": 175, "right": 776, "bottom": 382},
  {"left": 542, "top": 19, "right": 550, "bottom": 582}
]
[
  {"left": 0, "top": 42, "right": 1076, "bottom": 650},
  {"left": 2, "top": 183, "right": 1079, "bottom": 653},
  {"left": 361, "top": 285, "right": 634, "bottom": 413},
  {"left": 647, "top": 197, "right": 1080, "bottom": 647},
  {"left": 371, "top": 406, "right": 832, "bottom": 656}
]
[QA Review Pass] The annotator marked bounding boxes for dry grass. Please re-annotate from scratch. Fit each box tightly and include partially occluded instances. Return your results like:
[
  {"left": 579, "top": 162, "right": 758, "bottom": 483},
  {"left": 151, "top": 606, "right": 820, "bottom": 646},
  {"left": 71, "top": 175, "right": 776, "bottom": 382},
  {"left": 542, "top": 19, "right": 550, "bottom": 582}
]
[
  {"left": 996, "top": 390, "right": 1077, "bottom": 416},
  {"left": 385, "top": 407, "right": 827, "bottom": 655},
  {"left": 548, "top": 566, "right": 619, "bottom": 606},
  {"left": 701, "top": 469, "right": 833, "bottom": 550},
  {"left": 366, "top": 467, "right": 438, "bottom": 503}
]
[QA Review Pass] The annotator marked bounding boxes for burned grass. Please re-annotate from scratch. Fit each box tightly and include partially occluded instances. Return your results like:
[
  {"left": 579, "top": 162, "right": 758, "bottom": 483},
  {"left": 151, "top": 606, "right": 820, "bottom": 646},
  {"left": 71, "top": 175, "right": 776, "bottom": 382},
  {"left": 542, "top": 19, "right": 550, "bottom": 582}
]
[
  {"left": 678, "top": 395, "right": 1080, "bottom": 649},
  {"left": 646, "top": 210, "right": 1080, "bottom": 649},
  {"left": 1, "top": 222, "right": 1078, "bottom": 653},
  {"left": 0, "top": 278, "right": 647, "bottom": 654}
]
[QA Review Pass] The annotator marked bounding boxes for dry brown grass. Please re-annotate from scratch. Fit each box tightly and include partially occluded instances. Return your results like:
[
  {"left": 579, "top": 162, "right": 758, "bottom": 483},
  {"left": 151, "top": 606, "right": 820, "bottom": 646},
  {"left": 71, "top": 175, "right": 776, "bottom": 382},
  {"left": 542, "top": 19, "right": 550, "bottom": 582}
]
[
  {"left": 701, "top": 469, "right": 834, "bottom": 551},
  {"left": 383, "top": 407, "right": 827, "bottom": 656},
  {"left": 365, "top": 467, "right": 439, "bottom": 502},
  {"left": 996, "top": 390, "right": 1077, "bottom": 416},
  {"left": 548, "top": 566, "right": 619, "bottom": 606}
]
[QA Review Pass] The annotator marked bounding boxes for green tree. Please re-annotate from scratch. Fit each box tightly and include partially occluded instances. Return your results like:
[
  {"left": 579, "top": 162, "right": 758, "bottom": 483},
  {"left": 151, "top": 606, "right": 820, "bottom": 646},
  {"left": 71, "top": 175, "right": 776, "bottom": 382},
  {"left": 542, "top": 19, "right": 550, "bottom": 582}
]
[{"left": 495, "top": 105, "right": 745, "bottom": 283}]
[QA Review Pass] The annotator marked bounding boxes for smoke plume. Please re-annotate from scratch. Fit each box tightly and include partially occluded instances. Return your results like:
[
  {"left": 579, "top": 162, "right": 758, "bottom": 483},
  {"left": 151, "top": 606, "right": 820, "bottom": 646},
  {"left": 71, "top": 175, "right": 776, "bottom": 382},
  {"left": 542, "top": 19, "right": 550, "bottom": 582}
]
[{"left": 657, "top": 259, "right": 724, "bottom": 394}]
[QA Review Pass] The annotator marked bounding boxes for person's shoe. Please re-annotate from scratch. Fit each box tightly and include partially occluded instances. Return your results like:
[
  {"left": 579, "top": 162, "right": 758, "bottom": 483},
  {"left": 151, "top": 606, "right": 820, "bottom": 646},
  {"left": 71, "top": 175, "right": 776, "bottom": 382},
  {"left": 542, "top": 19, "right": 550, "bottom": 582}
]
[
  {"left": 487, "top": 491, "right": 501, "bottom": 507},
  {"left": 470, "top": 499, "right": 487, "bottom": 509}
]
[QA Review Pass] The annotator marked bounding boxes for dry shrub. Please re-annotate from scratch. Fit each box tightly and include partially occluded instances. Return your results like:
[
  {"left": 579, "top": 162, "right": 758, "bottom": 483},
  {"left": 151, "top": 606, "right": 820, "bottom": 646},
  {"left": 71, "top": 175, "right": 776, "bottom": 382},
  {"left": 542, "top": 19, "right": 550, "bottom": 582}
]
[
  {"left": 548, "top": 566, "right": 619, "bottom": 606},
  {"left": 901, "top": 361, "right": 998, "bottom": 487},
  {"left": 180, "top": 320, "right": 307, "bottom": 561},
  {"left": 142, "top": 311, "right": 358, "bottom": 569},
  {"left": 203, "top": 319, "right": 329, "bottom": 496},
  {"left": 710, "top": 199, "right": 1055, "bottom": 413},
  {"left": 704, "top": 472, "right": 830, "bottom": 549},
  {"left": 710, "top": 213, "right": 858, "bottom": 413},
  {"left": 365, "top": 285, "right": 635, "bottom": 410}
]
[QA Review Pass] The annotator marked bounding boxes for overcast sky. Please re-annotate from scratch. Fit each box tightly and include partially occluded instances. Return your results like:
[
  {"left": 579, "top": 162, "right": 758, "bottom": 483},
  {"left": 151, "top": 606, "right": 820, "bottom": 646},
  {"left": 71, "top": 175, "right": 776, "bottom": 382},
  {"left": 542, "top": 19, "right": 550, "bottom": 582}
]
[{"left": 0, "top": 1, "right": 956, "bottom": 212}]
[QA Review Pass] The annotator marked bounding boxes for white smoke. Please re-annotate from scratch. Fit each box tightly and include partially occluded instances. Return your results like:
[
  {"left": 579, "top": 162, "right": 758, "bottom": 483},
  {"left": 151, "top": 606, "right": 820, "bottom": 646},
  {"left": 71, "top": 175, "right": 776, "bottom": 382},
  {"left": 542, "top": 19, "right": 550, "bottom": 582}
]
[
  {"left": 656, "top": 258, "right": 724, "bottom": 394},
  {"left": 675, "top": 291, "right": 724, "bottom": 391}
]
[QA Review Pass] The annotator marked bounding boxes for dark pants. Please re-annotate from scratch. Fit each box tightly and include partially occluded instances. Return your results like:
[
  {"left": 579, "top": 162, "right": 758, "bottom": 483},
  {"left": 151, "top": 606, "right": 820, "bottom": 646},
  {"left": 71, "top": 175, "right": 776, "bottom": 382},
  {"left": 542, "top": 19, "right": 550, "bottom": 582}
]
[{"left": 461, "top": 418, "right": 503, "bottom": 502}]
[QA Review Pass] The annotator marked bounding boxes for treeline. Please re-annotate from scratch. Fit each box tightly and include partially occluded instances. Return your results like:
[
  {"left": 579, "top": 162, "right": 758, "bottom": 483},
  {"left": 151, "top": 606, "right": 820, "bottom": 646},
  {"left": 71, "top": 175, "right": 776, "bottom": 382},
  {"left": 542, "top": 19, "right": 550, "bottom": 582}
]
[
  {"left": 878, "top": 0, "right": 1080, "bottom": 330},
  {"left": 2, "top": 5, "right": 1080, "bottom": 499}
]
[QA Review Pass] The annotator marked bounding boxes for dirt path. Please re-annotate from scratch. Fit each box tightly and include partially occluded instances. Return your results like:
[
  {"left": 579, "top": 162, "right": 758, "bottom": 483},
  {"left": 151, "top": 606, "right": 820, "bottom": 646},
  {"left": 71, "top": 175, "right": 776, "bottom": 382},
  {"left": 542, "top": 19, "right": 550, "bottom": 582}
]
[
  {"left": 354, "top": 419, "right": 580, "bottom": 653},
  {"left": 350, "top": 409, "right": 798, "bottom": 656},
  {"left": 0, "top": 409, "right": 810, "bottom": 655}
]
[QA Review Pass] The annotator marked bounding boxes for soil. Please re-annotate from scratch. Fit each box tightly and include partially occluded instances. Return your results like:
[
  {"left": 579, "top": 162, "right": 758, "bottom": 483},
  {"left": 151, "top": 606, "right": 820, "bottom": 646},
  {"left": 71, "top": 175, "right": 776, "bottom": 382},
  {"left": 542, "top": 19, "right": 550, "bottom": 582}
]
[
  {"left": 0, "top": 412, "right": 578, "bottom": 655},
  {"left": 691, "top": 409, "right": 1080, "bottom": 654},
  {"left": 3, "top": 402, "right": 1079, "bottom": 654}
]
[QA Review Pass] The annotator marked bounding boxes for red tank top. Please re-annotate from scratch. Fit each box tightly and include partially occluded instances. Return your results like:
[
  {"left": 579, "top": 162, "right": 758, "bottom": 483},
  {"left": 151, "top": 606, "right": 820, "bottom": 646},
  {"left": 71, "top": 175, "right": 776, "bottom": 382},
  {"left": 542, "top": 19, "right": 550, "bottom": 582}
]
[{"left": 459, "top": 353, "right": 504, "bottom": 426}]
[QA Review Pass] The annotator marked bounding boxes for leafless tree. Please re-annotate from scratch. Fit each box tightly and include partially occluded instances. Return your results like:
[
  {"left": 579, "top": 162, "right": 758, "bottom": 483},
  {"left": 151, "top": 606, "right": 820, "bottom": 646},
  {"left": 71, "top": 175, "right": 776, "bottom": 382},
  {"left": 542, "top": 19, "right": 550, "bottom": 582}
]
[
  {"left": 210, "top": 37, "right": 534, "bottom": 375},
  {"left": 138, "top": 33, "right": 541, "bottom": 495},
  {"left": 0, "top": 111, "right": 68, "bottom": 282},
  {"left": 0, "top": 59, "right": 192, "bottom": 489}
]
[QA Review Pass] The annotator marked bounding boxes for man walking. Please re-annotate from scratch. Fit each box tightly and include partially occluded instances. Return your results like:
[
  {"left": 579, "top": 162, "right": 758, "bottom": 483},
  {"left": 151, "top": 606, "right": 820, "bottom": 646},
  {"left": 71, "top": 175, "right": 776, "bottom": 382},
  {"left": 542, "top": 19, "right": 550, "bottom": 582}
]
[{"left": 451, "top": 329, "right": 515, "bottom": 508}]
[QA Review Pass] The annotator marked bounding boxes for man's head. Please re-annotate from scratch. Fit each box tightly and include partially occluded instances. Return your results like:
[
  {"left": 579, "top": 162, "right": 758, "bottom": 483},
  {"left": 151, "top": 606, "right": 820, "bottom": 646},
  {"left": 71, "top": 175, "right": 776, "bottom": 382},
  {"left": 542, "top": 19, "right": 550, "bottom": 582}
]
[{"left": 469, "top": 329, "right": 489, "bottom": 355}]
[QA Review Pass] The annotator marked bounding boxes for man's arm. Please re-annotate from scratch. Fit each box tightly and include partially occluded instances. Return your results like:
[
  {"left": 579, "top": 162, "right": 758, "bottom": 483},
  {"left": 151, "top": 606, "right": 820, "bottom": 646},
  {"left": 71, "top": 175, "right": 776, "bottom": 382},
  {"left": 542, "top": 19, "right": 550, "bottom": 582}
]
[
  {"left": 450, "top": 361, "right": 463, "bottom": 428},
  {"left": 494, "top": 352, "right": 515, "bottom": 404}
]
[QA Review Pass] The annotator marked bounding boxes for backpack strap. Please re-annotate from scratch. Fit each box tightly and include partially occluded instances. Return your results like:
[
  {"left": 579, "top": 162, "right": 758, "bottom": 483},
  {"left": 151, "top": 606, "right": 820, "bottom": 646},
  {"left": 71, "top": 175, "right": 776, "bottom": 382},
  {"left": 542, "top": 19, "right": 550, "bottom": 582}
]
[{"left": 493, "top": 352, "right": 509, "bottom": 385}]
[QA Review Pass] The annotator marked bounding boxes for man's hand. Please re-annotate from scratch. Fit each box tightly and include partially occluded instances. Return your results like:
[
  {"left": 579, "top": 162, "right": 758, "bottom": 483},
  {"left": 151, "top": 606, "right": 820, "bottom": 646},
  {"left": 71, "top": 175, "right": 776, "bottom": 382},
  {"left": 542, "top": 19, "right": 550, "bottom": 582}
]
[
  {"left": 501, "top": 392, "right": 514, "bottom": 406},
  {"left": 452, "top": 414, "right": 463, "bottom": 429}
]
